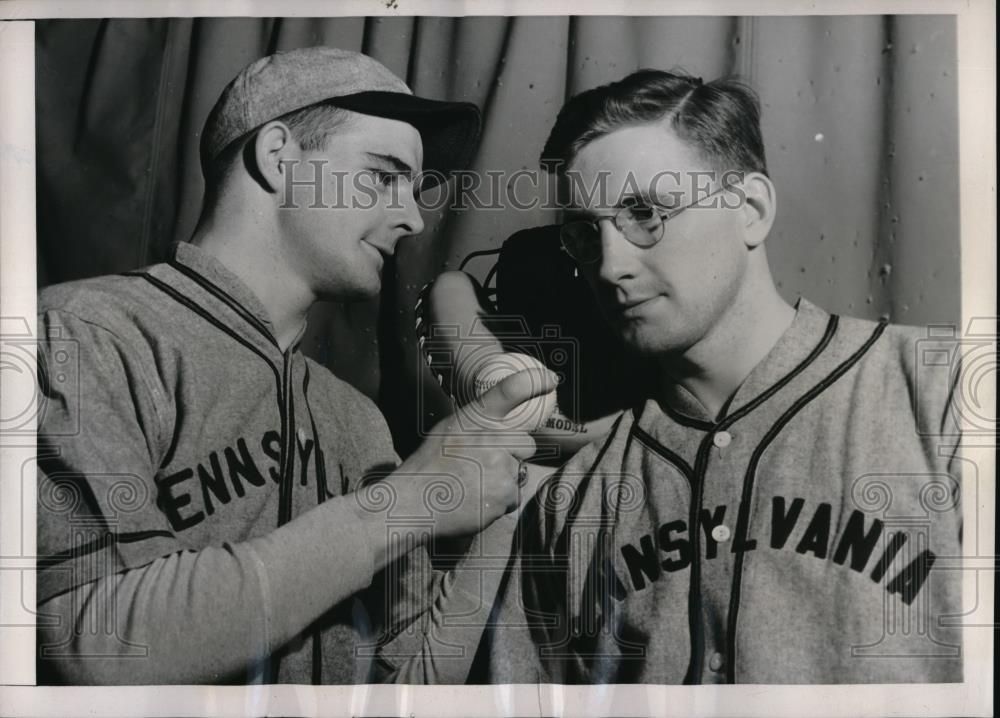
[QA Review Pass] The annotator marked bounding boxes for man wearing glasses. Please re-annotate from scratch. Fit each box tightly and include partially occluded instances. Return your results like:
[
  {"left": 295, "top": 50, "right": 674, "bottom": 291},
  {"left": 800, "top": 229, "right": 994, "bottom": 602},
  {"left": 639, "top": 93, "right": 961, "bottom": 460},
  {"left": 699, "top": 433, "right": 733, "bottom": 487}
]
[{"left": 406, "top": 69, "right": 962, "bottom": 684}]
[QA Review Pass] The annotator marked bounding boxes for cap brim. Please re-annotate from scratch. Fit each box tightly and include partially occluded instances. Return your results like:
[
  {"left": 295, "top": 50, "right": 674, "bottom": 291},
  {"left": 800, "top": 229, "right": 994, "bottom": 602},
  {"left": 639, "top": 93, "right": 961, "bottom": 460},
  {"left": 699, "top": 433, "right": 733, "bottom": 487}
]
[{"left": 328, "top": 91, "right": 481, "bottom": 191}]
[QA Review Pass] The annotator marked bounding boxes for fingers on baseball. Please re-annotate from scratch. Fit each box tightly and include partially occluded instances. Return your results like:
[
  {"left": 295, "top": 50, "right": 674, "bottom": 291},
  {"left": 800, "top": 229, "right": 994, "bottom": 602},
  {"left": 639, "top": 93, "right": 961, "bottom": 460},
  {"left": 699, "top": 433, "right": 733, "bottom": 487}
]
[{"left": 478, "top": 368, "right": 558, "bottom": 422}]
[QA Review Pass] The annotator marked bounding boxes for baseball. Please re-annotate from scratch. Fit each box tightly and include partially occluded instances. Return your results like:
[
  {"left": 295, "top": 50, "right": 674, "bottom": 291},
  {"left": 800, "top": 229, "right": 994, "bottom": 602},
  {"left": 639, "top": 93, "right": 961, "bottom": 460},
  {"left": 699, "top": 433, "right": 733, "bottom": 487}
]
[{"left": 472, "top": 352, "right": 558, "bottom": 432}]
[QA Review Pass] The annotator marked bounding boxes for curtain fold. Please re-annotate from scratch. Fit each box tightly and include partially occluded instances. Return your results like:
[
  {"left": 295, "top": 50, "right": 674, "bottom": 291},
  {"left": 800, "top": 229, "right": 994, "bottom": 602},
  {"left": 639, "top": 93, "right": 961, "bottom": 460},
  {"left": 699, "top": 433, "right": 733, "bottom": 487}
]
[{"left": 35, "top": 15, "right": 960, "bottom": 454}]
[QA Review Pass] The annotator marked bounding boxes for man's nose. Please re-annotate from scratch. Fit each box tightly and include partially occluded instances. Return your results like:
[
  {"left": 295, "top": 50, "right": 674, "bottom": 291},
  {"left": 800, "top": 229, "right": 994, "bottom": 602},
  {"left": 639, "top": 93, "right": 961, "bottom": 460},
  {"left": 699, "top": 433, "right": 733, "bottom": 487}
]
[
  {"left": 395, "top": 185, "right": 425, "bottom": 237},
  {"left": 595, "top": 218, "right": 637, "bottom": 285}
]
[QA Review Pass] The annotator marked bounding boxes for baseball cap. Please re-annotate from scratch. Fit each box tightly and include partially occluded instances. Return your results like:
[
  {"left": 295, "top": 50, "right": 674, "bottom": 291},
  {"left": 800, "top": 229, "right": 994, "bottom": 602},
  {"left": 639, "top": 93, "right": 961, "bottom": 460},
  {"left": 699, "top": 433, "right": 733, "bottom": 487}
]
[{"left": 200, "top": 46, "right": 481, "bottom": 189}]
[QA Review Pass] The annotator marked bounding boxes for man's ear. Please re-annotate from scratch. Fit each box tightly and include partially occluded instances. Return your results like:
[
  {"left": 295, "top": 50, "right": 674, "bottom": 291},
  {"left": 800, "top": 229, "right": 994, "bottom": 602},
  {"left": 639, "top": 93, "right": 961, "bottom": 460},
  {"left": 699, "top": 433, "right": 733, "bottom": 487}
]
[
  {"left": 738, "top": 171, "right": 777, "bottom": 249},
  {"left": 251, "top": 120, "right": 298, "bottom": 194}
]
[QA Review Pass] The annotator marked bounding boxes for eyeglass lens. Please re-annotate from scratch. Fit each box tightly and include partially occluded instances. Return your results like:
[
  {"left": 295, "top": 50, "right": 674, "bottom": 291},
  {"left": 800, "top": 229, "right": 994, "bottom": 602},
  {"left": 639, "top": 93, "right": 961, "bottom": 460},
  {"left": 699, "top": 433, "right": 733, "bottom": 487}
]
[{"left": 560, "top": 203, "right": 663, "bottom": 262}]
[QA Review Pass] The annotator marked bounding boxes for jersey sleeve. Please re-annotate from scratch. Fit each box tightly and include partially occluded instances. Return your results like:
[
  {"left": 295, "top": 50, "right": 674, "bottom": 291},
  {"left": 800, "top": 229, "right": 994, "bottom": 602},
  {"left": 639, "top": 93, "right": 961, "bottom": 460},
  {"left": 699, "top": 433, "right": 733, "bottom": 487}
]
[
  {"left": 371, "top": 511, "right": 522, "bottom": 684},
  {"left": 37, "top": 493, "right": 390, "bottom": 683},
  {"left": 36, "top": 308, "right": 181, "bottom": 603},
  {"left": 476, "top": 432, "right": 624, "bottom": 684},
  {"left": 896, "top": 326, "right": 964, "bottom": 541},
  {"left": 471, "top": 488, "right": 559, "bottom": 683},
  {"left": 474, "top": 458, "right": 600, "bottom": 685},
  {"left": 374, "top": 439, "right": 610, "bottom": 684}
]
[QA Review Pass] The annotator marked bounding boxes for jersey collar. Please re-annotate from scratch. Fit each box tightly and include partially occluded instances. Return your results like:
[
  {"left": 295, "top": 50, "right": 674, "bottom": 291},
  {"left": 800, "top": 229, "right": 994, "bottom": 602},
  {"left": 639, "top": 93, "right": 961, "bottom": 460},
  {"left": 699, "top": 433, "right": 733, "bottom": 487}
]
[
  {"left": 170, "top": 241, "right": 309, "bottom": 351},
  {"left": 658, "top": 298, "right": 832, "bottom": 425}
]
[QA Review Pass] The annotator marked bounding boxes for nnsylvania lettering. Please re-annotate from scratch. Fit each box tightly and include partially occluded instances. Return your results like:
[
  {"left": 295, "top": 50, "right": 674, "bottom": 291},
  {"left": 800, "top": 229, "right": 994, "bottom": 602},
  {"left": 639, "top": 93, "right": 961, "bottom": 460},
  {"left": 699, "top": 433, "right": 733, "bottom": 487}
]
[
  {"left": 155, "top": 430, "right": 338, "bottom": 531},
  {"left": 616, "top": 497, "right": 936, "bottom": 606}
]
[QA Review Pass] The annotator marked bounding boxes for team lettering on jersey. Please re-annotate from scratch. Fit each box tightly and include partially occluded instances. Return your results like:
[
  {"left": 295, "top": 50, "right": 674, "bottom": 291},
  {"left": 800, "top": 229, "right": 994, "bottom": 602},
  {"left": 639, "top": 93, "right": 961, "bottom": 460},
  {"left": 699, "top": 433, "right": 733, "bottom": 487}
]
[
  {"left": 154, "top": 430, "right": 344, "bottom": 531},
  {"left": 615, "top": 496, "right": 936, "bottom": 605}
]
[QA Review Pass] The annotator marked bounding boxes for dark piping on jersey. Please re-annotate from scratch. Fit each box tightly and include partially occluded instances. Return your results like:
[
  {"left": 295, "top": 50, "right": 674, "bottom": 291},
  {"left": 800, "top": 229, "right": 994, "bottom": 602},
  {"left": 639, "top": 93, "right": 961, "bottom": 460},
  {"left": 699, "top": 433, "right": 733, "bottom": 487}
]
[
  {"left": 682, "top": 314, "right": 839, "bottom": 684},
  {"left": 723, "top": 318, "right": 887, "bottom": 683},
  {"left": 130, "top": 267, "right": 300, "bottom": 685}
]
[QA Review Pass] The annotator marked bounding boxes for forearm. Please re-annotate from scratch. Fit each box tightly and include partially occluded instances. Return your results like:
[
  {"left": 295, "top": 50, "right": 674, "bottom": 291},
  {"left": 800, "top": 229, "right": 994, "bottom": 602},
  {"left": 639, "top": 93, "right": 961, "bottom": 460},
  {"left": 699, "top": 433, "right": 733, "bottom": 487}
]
[
  {"left": 38, "top": 491, "right": 413, "bottom": 684},
  {"left": 377, "top": 512, "right": 519, "bottom": 684},
  {"left": 376, "top": 465, "right": 551, "bottom": 684}
]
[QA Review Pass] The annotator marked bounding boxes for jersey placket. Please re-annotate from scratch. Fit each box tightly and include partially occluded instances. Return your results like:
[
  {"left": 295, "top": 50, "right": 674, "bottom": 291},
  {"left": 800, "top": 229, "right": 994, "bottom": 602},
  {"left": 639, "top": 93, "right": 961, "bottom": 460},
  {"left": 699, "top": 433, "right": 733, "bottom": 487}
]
[{"left": 696, "top": 424, "right": 746, "bottom": 684}]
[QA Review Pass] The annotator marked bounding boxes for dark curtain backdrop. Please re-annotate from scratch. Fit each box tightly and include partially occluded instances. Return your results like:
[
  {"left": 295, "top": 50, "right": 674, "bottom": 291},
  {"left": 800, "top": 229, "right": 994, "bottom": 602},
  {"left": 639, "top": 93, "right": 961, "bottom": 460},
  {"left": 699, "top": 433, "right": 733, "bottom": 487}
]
[{"left": 35, "top": 16, "right": 960, "bottom": 455}]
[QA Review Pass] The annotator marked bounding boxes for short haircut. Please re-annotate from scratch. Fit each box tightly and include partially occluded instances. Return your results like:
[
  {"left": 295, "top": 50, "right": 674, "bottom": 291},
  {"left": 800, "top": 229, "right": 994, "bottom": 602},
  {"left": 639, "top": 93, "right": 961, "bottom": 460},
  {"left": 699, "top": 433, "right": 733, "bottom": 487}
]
[
  {"left": 540, "top": 69, "right": 768, "bottom": 177},
  {"left": 277, "top": 102, "right": 354, "bottom": 152},
  {"left": 203, "top": 101, "right": 353, "bottom": 194}
]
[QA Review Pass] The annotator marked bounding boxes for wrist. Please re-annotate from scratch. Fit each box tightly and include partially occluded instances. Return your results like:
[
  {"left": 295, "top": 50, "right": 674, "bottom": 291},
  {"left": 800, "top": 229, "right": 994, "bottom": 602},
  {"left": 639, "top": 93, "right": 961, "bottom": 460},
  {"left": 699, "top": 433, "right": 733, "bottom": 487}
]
[{"left": 350, "top": 477, "right": 433, "bottom": 570}]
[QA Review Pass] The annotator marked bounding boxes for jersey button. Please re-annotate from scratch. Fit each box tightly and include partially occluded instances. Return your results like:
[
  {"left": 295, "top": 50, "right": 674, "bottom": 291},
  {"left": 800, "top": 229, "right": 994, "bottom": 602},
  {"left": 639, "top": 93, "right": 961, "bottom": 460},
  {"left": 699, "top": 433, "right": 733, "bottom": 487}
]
[
  {"left": 711, "top": 524, "right": 732, "bottom": 543},
  {"left": 709, "top": 652, "right": 725, "bottom": 672},
  {"left": 712, "top": 431, "right": 732, "bottom": 448}
]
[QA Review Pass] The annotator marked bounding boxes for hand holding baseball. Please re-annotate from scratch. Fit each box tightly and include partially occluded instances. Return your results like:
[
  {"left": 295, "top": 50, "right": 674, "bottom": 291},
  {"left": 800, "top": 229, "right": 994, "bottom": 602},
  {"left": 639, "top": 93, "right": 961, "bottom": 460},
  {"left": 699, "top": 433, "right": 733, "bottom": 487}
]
[
  {"left": 471, "top": 352, "right": 559, "bottom": 432},
  {"left": 388, "top": 366, "right": 558, "bottom": 538}
]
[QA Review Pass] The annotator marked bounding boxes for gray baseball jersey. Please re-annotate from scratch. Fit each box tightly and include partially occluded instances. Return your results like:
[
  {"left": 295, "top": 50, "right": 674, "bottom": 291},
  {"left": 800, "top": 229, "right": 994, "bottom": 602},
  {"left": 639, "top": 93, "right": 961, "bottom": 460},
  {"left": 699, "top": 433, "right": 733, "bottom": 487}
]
[
  {"left": 36, "top": 242, "right": 431, "bottom": 684},
  {"left": 477, "top": 299, "right": 963, "bottom": 684}
]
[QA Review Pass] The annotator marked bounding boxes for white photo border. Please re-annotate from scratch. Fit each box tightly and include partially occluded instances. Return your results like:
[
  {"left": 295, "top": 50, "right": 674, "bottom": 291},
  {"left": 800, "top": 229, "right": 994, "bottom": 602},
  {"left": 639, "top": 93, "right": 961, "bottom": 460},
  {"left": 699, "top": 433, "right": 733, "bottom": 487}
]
[{"left": 1, "top": 1, "right": 994, "bottom": 716}]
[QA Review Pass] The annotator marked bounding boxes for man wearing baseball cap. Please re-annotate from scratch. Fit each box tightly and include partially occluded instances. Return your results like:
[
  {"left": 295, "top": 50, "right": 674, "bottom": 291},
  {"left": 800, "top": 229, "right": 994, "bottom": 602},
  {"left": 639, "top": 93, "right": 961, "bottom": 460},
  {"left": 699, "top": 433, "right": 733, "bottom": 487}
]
[{"left": 36, "top": 46, "right": 555, "bottom": 684}]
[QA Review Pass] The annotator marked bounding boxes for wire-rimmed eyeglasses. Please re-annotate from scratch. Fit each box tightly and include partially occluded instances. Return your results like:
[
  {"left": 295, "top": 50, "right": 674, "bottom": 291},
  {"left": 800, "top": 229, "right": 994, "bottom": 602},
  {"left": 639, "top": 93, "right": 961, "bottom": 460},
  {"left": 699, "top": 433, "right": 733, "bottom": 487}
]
[{"left": 559, "top": 183, "right": 734, "bottom": 264}]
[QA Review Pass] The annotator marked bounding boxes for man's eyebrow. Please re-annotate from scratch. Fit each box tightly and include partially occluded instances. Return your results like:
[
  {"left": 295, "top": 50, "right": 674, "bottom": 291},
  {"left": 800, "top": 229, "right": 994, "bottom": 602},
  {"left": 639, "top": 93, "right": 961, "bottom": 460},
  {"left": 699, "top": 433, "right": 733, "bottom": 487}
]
[
  {"left": 619, "top": 189, "right": 673, "bottom": 208},
  {"left": 566, "top": 192, "right": 658, "bottom": 217},
  {"left": 565, "top": 204, "right": 612, "bottom": 219},
  {"left": 364, "top": 152, "right": 415, "bottom": 177}
]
